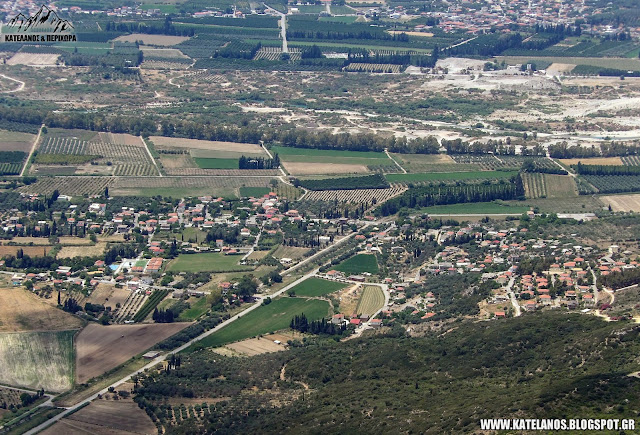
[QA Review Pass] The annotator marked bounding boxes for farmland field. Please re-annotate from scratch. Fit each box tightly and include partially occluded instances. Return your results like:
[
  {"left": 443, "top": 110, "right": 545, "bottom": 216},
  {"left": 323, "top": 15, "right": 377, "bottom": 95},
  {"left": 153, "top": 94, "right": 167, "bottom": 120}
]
[
  {"left": 560, "top": 157, "right": 623, "bottom": 166},
  {"left": 499, "top": 56, "right": 640, "bottom": 70},
  {"left": 239, "top": 186, "right": 270, "bottom": 197},
  {"left": 344, "top": 63, "right": 402, "bottom": 73},
  {"left": 0, "top": 331, "right": 75, "bottom": 391},
  {"left": 0, "top": 130, "right": 36, "bottom": 152},
  {"left": 115, "top": 33, "right": 190, "bottom": 45},
  {"left": 393, "top": 153, "right": 481, "bottom": 173},
  {"left": 356, "top": 285, "right": 385, "bottom": 317},
  {"left": 75, "top": 323, "right": 190, "bottom": 383},
  {"left": 194, "top": 157, "right": 239, "bottom": 169},
  {"left": 335, "top": 254, "right": 379, "bottom": 275},
  {"left": 272, "top": 245, "right": 310, "bottom": 260},
  {"left": 150, "top": 136, "right": 265, "bottom": 154},
  {"left": 421, "top": 202, "right": 530, "bottom": 215},
  {"left": 283, "top": 161, "right": 370, "bottom": 175},
  {"left": 542, "top": 174, "right": 578, "bottom": 198},
  {"left": 57, "top": 243, "right": 107, "bottom": 259},
  {"left": 272, "top": 146, "right": 390, "bottom": 165},
  {"left": 302, "top": 187, "right": 405, "bottom": 203},
  {"left": 600, "top": 194, "right": 640, "bottom": 212},
  {"left": 288, "top": 277, "right": 347, "bottom": 297},
  {"left": 40, "top": 400, "right": 156, "bottom": 435},
  {"left": 0, "top": 288, "right": 84, "bottom": 332},
  {"left": 168, "top": 252, "right": 253, "bottom": 273},
  {"left": 386, "top": 171, "right": 517, "bottom": 184},
  {"left": 194, "top": 297, "right": 330, "bottom": 348},
  {"left": 0, "top": 244, "right": 50, "bottom": 257}
]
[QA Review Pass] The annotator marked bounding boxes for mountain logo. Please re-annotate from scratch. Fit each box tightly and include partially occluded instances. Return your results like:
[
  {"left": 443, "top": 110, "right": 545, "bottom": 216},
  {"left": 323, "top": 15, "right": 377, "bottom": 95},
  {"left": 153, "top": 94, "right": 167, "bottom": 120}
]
[
  {"left": 2, "top": 5, "right": 77, "bottom": 42},
  {"left": 6, "top": 5, "right": 74, "bottom": 33}
]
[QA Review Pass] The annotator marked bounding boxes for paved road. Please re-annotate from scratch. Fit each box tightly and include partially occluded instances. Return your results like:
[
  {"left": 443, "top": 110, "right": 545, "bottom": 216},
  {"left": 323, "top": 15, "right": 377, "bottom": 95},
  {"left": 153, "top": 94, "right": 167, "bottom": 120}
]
[
  {"left": 264, "top": 4, "right": 288, "bottom": 53},
  {"left": 505, "top": 275, "right": 521, "bottom": 317}
]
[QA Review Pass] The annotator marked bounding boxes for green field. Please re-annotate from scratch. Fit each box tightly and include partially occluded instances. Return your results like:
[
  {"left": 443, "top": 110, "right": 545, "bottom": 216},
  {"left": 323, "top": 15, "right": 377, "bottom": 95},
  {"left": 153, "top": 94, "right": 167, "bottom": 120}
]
[
  {"left": 168, "top": 253, "right": 253, "bottom": 273},
  {"left": 239, "top": 187, "right": 271, "bottom": 197},
  {"left": 0, "top": 331, "right": 75, "bottom": 392},
  {"left": 140, "top": 3, "right": 178, "bottom": 13},
  {"left": 135, "top": 260, "right": 148, "bottom": 267},
  {"left": 335, "top": 254, "right": 379, "bottom": 275},
  {"left": 421, "top": 202, "right": 530, "bottom": 215},
  {"left": 319, "top": 16, "right": 358, "bottom": 23},
  {"left": 288, "top": 277, "right": 347, "bottom": 297},
  {"left": 193, "top": 297, "right": 330, "bottom": 348},
  {"left": 386, "top": 171, "right": 517, "bottom": 183},
  {"left": 179, "top": 297, "right": 210, "bottom": 321},
  {"left": 194, "top": 157, "right": 239, "bottom": 169}
]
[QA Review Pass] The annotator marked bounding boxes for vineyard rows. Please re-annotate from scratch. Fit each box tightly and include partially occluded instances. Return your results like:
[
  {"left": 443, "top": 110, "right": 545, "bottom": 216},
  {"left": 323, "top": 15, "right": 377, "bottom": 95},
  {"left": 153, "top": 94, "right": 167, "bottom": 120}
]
[
  {"left": 39, "top": 137, "right": 88, "bottom": 155},
  {"left": 112, "top": 176, "right": 276, "bottom": 190},
  {"left": 367, "top": 163, "right": 400, "bottom": 173},
  {"left": 0, "top": 162, "right": 22, "bottom": 175},
  {"left": 581, "top": 175, "right": 640, "bottom": 194},
  {"left": 115, "top": 291, "right": 147, "bottom": 323},
  {"left": 621, "top": 155, "right": 640, "bottom": 166},
  {"left": 142, "top": 60, "right": 191, "bottom": 70},
  {"left": 253, "top": 47, "right": 302, "bottom": 61},
  {"left": 521, "top": 173, "right": 547, "bottom": 198},
  {"left": 133, "top": 289, "right": 170, "bottom": 322},
  {"left": 304, "top": 186, "right": 406, "bottom": 204},
  {"left": 344, "top": 63, "right": 402, "bottom": 73},
  {"left": 114, "top": 164, "right": 159, "bottom": 176},
  {"left": 18, "top": 177, "right": 113, "bottom": 196},
  {"left": 449, "top": 154, "right": 554, "bottom": 170}
]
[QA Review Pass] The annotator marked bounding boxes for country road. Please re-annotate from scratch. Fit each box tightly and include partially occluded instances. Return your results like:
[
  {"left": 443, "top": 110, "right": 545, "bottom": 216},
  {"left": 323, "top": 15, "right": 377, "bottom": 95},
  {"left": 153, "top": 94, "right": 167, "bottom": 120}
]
[
  {"left": 264, "top": 3, "right": 288, "bottom": 53},
  {"left": 20, "top": 124, "right": 43, "bottom": 177},
  {"left": 0, "top": 73, "right": 25, "bottom": 93}
]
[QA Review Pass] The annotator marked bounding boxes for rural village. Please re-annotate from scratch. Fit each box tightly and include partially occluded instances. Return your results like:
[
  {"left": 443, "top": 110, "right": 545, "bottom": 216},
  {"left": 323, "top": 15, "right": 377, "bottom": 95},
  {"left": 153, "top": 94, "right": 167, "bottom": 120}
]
[{"left": 1, "top": 0, "right": 640, "bottom": 432}]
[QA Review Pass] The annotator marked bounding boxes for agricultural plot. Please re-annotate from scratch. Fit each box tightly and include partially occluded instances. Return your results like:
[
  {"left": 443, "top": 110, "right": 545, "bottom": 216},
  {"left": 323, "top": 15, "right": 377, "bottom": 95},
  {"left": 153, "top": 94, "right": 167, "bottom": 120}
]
[
  {"left": 75, "top": 323, "right": 189, "bottom": 383},
  {"left": 0, "top": 288, "right": 84, "bottom": 332},
  {"left": 344, "top": 63, "right": 403, "bottom": 73},
  {"left": 0, "top": 152, "right": 25, "bottom": 175},
  {"left": 356, "top": 285, "right": 385, "bottom": 317},
  {"left": 622, "top": 156, "right": 640, "bottom": 166},
  {"left": 41, "top": 400, "right": 156, "bottom": 435},
  {"left": 421, "top": 202, "right": 529, "bottom": 215},
  {"left": 386, "top": 171, "right": 517, "bottom": 185},
  {"left": 168, "top": 252, "right": 253, "bottom": 273},
  {"left": 114, "top": 34, "right": 190, "bottom": 46},
  {"left": 150, "top": 136, "right": 265, "bottom": 154},
  {"left": 274, "top": 145, "right": 392, "bottom": 174},
  {"left": 194, "top": 157, "right": 240, "bottom": 169},
  {"left": 335, "top": 253, "right": 379, "bottom": 275},
  {"left": 0, "top": 245, "right": 50, "bottom": 257},
  {"left": 18, "top": 177, "right": 113, "bottom": 196},
  {"left": 194, "top": 297, "right": 330, "bottom": 348},
  {"left": 582, "top": 175, "right": 640, "bottom": 194},
  {"left": 522, "top": 173, "right": 547, "bottom": 199},
  {"left": 7, "top": 52, "right": 59, "bottom": 65},
  {"left": 600, "top": 194, "right": 640, "bottom": 212},
  {"left": 272, "top": 245, "right": 310, "bottom": 260},
  {"left": 288, "top": 277, "right": 347, "bottom": 297},
  {"left": 0, "top": 130, "right": 36, "bottom": 152},
  {"left": 254, "top": 47, "right": 302, "bottom": 61},
  {"left": 561, "top": 157, "right": 624, "bottom": 166},
  {"left": 542, "top": 174, "right": 578, "bottom": 198},
  {"left": 110, "top": 176, "right": 276, "bottom": 198},
  {"left": 36, "top": 136, "right": 157, "bottom": 176},
  {"left": 393, "top": 153, "right": 482, "bottom": 173},
  {"left": 0, "top": 331, "right": 74, "bottom": 392},
  {"left": 303, "top": 187, "right": 405, "bottom": 204}
]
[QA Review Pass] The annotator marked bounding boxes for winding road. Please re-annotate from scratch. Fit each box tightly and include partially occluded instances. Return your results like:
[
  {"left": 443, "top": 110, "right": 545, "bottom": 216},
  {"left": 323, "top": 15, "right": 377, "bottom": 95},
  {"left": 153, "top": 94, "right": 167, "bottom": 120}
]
[{"left": 0, "top": 73, "right": 25, "bottom": 93}]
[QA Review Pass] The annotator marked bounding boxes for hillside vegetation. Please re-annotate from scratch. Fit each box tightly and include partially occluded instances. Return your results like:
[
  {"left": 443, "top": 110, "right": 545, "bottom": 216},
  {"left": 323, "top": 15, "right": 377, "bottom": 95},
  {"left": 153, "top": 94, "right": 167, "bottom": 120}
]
[{"left": 135, "top": 313, "right": 640, "bottom": 433}]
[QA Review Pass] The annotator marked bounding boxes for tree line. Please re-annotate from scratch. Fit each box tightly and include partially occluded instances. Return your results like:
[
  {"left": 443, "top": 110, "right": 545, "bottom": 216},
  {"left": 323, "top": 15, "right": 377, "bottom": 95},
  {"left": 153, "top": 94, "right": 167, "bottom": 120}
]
[
  {"left": 290, "top": 313, "right": 347, "bottom": 336},
  {"left": 573, "top": 163, "right": 640, "bottom": 176},
  {"left": 238, "top": 154, "right": 279, "bottom": 169}
]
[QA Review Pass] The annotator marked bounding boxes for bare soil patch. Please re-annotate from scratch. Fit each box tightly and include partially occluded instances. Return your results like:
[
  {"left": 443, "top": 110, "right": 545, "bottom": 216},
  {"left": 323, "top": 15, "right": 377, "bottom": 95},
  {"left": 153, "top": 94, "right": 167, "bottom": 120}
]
[
  {"left": 0, "top": 245, "right": 50, "bottom": 257},
  {"left": 87, "top": 284, "right": 131, "bottom": 311},
  {"left": 7, "top": 53, "right": 59, "bottom": 66},
  {"left": 0, "top": 130, "right": 36, "bottom": 152},
  {"left": 223, "top": 331, "right": 302, "bottom": 356},
  {"left": 601, "top": 194, "right": 640, "bottom": 212},
  {"left": 58, "top": 236, "right": 94, "bottom": 245},
  {"left": 76, "top": 323, "right": 190, "bottom": 383},
  {"left": 114, "top": 33, "right": 190, "bottom": 46},
  {"left": 560, "top": 157, "right": 623, "bottom": 166},
  {"left": 0, "top": 288, "right": 83, "bottom": 332},
  {"left": 41, "top": 399, "right": 156, "bottom": 435},
  {"left": 283, "top": 161, "right": 369, "bottom": 175},
  {"left": 336, "top": 283, "right": 362, "bottom": 316},
  {"left": 57, "top": 243, "right": 106, "bottom": 259},
  {"left": 546, "top": 63, "right": 576, "bottom": 75},
  {"left": 150, "top": 136, "right": 264, "bottom": 153}
]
